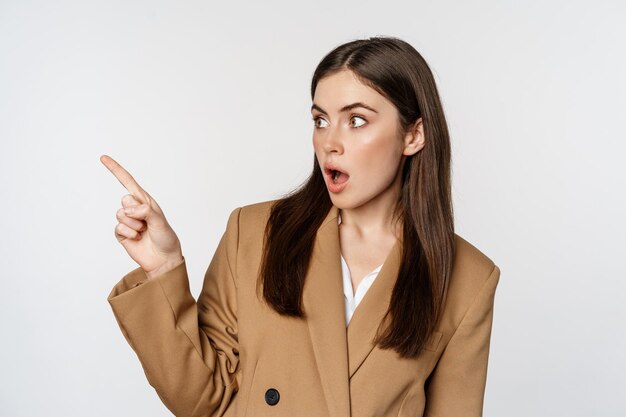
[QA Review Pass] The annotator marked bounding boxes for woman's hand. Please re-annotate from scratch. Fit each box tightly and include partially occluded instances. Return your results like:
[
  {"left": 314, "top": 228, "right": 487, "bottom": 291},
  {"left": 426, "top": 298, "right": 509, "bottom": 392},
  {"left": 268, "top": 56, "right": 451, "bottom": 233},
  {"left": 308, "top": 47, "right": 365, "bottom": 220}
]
[{"left": 100, "top": 154, "right": 184, "bottom": 280}]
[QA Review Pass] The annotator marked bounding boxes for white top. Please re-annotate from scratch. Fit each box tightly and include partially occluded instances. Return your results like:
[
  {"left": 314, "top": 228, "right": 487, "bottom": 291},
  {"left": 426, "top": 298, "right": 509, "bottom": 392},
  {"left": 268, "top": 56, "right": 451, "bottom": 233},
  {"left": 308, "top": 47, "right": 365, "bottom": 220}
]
[{"left": 339, "top": 211, "right": 384, "bottom": 326}]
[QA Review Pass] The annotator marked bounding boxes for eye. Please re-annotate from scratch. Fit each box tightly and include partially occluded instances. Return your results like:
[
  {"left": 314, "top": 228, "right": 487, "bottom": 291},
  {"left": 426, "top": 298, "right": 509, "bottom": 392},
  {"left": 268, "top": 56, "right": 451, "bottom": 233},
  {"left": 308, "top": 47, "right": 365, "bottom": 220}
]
[
  {"left": 312, "top": 116, "right": 329, "bottom": 128},
  {"left": 350, "top": 115, "right": 367, "bottom": 128}
]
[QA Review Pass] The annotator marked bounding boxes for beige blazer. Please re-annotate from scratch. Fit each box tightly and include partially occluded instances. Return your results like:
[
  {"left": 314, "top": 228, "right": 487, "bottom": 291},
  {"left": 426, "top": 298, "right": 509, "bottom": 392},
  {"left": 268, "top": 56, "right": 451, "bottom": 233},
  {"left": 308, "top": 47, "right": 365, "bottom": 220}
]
[{"left": 107, "top": 199, "right": 501, "bottom": 417}]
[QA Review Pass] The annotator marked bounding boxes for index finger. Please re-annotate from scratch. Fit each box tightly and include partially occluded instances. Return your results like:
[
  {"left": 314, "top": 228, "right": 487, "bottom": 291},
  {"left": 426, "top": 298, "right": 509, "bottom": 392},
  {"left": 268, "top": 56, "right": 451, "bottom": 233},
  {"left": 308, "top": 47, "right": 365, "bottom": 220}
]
[{"left": 100, "top": 154, "right": 148, "bottom": 203}]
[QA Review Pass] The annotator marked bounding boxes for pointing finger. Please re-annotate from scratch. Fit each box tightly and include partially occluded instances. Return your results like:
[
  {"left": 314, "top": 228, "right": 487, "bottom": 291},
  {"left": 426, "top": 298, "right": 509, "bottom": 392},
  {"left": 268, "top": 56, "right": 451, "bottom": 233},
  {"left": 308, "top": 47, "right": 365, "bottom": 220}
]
[{"left": 100, "top": 154, "right": 148, "bottom": 203}]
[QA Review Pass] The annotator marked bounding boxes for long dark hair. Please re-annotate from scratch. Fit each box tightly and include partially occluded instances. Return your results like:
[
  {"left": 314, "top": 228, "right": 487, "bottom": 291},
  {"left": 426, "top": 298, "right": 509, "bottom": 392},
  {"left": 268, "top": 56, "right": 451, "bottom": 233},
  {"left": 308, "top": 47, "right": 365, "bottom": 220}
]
[{"left": 257, "top": 36, "right": 455, "bottom": 359}]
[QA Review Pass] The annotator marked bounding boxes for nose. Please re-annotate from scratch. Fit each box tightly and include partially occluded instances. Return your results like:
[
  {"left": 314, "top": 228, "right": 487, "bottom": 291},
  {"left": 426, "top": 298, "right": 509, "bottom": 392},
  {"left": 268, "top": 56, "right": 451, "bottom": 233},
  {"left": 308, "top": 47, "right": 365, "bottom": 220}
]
[{"left": 320, "top": 124, "right": 344, "bottom": 154}]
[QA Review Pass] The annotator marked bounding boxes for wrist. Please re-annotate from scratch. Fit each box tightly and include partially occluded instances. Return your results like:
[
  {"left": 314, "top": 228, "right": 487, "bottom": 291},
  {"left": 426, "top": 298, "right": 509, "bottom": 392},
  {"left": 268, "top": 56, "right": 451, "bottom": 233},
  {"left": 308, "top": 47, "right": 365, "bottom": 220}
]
[{"left": 146, "top": 255, "right": 185, "bottom": 280}]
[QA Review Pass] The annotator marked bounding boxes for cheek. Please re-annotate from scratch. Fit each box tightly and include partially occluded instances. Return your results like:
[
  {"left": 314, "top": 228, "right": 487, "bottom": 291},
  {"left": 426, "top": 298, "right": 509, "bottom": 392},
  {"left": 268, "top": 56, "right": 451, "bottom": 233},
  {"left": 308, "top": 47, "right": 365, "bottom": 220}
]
[
  {"left": 352, "top": 135, "right": 401, "bottom": 179},
  {"left": 312, "top": 134, "right": 325, "bottom": 154},
  {"left": 312, "top": 136, "right": 322, "bottom": 156}
]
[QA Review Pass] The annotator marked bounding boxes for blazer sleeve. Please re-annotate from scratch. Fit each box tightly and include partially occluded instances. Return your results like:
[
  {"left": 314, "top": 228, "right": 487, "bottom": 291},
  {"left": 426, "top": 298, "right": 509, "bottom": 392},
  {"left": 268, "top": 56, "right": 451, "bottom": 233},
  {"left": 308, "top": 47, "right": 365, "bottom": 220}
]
[
  {"left": 107, "top": 206, "right": 243, "bottom": 417},
  {"left": 424, "top": 263, "right": 501, "bottom": 417}
]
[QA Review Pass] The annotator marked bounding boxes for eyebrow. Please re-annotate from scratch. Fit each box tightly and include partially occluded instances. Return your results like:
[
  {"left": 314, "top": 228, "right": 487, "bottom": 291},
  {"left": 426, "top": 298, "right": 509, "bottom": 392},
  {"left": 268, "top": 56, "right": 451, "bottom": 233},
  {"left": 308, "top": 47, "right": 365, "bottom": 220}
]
[{"left": 310, "top": 102, "right": 379, "bottom": 114}]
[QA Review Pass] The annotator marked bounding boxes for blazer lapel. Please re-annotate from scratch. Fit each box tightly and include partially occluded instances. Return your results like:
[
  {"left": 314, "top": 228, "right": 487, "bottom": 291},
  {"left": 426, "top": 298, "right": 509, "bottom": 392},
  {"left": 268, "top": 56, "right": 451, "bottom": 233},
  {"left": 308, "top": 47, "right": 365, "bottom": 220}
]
[
  {"left": 302, "top": 204, "right": 350, "bottom": 417},
  {"left": 346, "top": 235, "right": 402, "bottom": 378},
  {"left": 303, "top": 203, "right": 405, "bottom": 415}
]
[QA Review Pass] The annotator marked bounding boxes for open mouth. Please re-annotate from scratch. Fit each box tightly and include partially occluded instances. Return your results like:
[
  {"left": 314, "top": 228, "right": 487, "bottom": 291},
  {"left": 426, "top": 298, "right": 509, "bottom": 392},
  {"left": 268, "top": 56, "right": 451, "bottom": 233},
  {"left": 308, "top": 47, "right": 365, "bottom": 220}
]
[{"left": 325, "top": 167, "right": 350, "bottom": 184}]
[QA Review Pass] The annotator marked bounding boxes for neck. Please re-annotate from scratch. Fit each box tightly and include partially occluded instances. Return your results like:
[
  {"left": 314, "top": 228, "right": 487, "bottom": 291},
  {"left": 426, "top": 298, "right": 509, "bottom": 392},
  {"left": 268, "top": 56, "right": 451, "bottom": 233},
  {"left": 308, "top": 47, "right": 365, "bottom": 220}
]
[{"left": 337, "top": 183, "right": 403, "bottom": 240}]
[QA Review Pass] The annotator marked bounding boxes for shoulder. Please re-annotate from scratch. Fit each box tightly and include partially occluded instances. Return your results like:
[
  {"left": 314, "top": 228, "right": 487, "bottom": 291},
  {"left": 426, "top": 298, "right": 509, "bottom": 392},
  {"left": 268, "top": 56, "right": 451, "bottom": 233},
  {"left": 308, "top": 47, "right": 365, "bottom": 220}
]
[
  {"left": 222, "top": 199, "right": 281, "bottom": 244},
  {"left": 235, "top": 198, "right": 280, "bottom": 229},
  {"left": 442, "top": 233, "right": 501, "bottom": 322},
  {"left": 221, "top": 199, "right": 282, "bottom": 271},
  {"left": 240, "top": 198, "right": 280, "bottom": 217},
  {"left": 452, "top": 233, "right": 498, "bottom": 283}
]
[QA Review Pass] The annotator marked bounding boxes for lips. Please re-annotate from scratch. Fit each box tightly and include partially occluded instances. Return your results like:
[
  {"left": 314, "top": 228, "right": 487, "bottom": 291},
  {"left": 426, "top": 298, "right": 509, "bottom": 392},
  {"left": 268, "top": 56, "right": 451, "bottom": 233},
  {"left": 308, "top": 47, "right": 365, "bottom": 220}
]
[
  {"left": 323, "top": 162, "right": 350, "bottom": 180},
  {"left": 323, "top": 162, "right": 350, "bottom": 193}
]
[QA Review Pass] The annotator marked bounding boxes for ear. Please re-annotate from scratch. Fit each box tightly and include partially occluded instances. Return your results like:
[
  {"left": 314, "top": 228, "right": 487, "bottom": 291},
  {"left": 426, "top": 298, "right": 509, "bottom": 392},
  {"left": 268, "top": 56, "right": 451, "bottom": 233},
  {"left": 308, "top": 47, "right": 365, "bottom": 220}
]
[{"left": 402, "top": 117, "right": 425, "bottom": 156}]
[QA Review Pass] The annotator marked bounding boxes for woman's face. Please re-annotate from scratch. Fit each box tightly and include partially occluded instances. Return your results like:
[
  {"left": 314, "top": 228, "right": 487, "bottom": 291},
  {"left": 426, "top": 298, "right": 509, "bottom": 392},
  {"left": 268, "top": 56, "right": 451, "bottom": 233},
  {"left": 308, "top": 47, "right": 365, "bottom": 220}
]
[{"left": 312, "top": 69, "right": 423, "bottom": 210}]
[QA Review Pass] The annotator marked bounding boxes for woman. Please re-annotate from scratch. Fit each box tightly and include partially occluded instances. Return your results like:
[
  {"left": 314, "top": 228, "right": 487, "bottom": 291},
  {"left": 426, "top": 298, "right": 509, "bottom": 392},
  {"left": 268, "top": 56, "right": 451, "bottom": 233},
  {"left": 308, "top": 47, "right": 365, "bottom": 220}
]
[{"left": 103, "top": 36, "right": 501, "bottom": 417}]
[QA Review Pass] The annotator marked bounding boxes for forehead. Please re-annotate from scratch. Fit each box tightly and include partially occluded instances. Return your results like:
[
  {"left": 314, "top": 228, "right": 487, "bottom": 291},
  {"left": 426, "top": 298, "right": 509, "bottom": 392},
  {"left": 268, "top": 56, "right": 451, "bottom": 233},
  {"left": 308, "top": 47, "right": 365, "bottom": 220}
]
[{"left": 313, "top": 69, "right": 392, "bottom": 112}]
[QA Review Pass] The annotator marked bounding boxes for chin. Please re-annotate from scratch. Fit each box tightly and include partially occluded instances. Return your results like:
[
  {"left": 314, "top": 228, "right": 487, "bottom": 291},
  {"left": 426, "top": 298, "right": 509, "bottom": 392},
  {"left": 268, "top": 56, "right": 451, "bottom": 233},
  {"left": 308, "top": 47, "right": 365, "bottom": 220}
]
[
  {"left": 328, "top": 196, "right": 359, "bottom": 211},
  {"left": 328, "top": 195, "right": 347, "bottom": 208}
]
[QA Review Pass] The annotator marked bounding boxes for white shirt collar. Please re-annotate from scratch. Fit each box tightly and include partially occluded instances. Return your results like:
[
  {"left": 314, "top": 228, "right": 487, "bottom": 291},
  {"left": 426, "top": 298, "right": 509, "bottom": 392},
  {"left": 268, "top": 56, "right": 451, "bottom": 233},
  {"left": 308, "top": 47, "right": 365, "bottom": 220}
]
[{"left": 338, "top": 210, "right": 384, "bottom": 325}]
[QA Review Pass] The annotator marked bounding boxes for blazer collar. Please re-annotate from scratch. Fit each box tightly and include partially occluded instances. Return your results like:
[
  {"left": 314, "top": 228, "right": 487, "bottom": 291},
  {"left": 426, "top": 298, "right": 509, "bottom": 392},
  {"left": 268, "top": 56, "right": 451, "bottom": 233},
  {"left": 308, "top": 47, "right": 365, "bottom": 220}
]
[{"left": 302, "top": 203, "right": 403, "bottom": 417}]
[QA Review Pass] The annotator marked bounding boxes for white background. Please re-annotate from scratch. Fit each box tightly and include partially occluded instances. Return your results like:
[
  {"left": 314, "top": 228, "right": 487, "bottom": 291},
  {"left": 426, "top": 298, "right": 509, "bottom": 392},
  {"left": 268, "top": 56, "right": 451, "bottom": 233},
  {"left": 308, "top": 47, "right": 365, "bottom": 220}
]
[{"left": 1, "top": 0, "right": 625, "bottom": 415}]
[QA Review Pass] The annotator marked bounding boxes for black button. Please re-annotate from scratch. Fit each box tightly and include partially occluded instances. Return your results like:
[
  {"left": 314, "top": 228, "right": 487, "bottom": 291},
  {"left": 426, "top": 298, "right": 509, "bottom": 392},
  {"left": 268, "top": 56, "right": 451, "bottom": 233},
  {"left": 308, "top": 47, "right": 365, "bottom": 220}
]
[{"left": 264, "top": 388, "right": 280, "bottom": 405}]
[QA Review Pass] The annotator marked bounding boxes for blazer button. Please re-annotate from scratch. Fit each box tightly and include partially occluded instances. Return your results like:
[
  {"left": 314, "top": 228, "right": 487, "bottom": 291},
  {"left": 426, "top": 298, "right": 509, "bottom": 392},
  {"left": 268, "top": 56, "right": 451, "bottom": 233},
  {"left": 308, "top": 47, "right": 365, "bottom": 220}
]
[{"left": 264, "top": 388, "right": 280, "bottom": 406}]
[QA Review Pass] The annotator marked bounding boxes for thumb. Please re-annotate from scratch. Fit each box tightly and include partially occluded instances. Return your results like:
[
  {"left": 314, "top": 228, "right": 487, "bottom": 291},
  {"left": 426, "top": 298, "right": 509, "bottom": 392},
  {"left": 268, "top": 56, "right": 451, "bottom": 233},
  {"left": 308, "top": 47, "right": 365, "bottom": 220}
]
[{"left": 123, "top": 203, "right": 166, "bottom": 228}]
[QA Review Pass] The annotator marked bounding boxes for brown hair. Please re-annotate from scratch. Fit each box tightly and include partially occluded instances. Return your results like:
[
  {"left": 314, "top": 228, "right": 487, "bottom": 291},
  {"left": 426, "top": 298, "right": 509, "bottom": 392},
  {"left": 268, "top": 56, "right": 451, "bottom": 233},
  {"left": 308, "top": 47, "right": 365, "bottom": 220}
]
[{"left": 257, "top": 36, "right": 455, "bottom": 358}]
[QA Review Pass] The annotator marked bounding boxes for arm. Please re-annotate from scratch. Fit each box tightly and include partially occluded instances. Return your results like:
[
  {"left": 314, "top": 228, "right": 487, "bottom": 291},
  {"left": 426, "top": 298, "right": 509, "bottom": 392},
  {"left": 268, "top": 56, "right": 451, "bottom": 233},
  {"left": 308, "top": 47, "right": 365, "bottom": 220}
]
[
  {"left": 107, "top": 207, "right": 243, "bottom": 417},
  {"left": 424, "top": 264, "right": 501, "bottom": 417}
]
